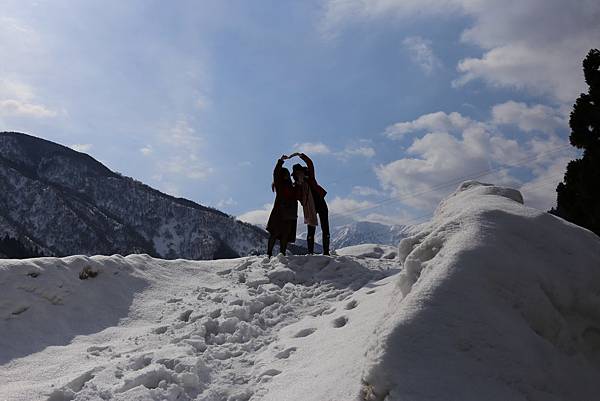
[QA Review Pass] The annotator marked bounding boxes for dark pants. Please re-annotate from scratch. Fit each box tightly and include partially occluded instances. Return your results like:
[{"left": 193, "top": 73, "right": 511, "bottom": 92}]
[{"left": 306, "top": 206, "right": 330, "bottom": 255}]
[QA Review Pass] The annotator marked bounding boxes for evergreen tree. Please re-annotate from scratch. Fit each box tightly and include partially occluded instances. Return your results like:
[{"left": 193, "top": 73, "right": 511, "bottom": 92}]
[{"left": 554, "top": 49, "right": 600, "bottom": 236}]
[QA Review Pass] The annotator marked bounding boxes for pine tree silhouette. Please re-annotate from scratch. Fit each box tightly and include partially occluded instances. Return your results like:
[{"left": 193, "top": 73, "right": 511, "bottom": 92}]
[{"left": 553, "top": 49, "right": 600, "bottom": 236}]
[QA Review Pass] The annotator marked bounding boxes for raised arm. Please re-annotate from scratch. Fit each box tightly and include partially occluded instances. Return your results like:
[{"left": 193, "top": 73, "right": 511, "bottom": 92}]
[
  {"left": 272, "top": 155, "right": 287, "bottom": 191},
  {"left": 298, "top": 153, "right": 315, "bottom": 178}
]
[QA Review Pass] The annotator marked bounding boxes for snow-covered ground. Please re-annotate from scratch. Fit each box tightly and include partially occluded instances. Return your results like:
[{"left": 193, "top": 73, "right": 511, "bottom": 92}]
[
  {"left": 2, "top": 181, "right": 600, "bottom": 401},
  {"left": 0, "top": 252, "right": 396, "bottom": 401}
]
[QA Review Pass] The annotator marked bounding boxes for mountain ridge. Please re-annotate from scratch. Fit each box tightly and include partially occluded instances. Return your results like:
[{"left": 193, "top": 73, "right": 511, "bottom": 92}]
[{"left": 0, "top": 132, "right": 276, "bottom": 259}]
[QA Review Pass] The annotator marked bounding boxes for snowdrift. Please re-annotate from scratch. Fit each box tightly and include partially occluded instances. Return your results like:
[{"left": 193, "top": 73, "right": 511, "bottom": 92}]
[{"left": 362, "top": 181, "right": 600, "bottom": 401}]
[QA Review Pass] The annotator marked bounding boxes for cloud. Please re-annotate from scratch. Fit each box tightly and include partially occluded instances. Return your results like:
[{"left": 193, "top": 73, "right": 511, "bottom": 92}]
[
  {"left": 384, "top": 111, "right": 480, "bottom": 139},
  {"left": 292, "top": 142, "right": 375, "bottom": 160},
  {"left": 293, "top": 142, "right": 331, "bottom": 155},
  {"left": 140, "top": 146, "right": 153, "bottom": 156},
  {"left": 237, "top": 203, "right": 273, "bottom": 227},
  {"left": 322, "top": 0, "right": 600, "bottom": 102},
  {"left": 402, "top": 36, "right": 442, "bottom": 75},
  {"left": 216, "top": 197, "right": 237, "bottom": 208},
  {"left": 491, "top": 101, "right": 567, "bottom": 134},
  {"left": 0, "top": 79, "right": 56, "bottom": 118},
  {"left": 328, "top": 196, "right": 375, "bottom": 216},
  {"left": 352, "top": 186, "right": 383, "bottom": 197},
  {"left": 70, "top": 143, "right": 92, "bottom": 152},
  {"left": 153, "top": 119, "right": 213, "bottom": 180},
  {"left": 376, "top": 105, "right": 571, "bottom": 210},
  {"left": 337, "top": 146, "right": 376, "bottom": 159}
]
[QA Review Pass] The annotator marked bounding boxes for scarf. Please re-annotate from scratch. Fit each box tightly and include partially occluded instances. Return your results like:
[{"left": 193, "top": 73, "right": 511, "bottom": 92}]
[{"left": 301, "top": 181, "right": 318, "bottom": 227}]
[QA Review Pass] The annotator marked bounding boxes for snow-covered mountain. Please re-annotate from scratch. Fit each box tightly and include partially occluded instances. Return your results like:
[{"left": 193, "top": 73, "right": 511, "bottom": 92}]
[
  {"left": 0, "top": 132, "right": 276, "bottom": 259},
  {"left": 328, "top": 220, "right": 412, "bottom": 249}
]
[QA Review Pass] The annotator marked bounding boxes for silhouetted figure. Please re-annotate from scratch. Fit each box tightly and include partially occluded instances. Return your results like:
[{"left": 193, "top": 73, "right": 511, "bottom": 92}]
[
  {"left": 266, "top": 155, "right": 299, "bottom": 257},
  {"left": 289, "top": 152, "right": 330, "bottom": 255},
  {"left": 553, "top": 48, "right": 600, "bottom": 237}
]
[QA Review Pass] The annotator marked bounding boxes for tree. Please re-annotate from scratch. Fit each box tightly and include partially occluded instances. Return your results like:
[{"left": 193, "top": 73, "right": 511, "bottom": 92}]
[{"left": 554, "top": 49, "right": 600, "bottom": 236}]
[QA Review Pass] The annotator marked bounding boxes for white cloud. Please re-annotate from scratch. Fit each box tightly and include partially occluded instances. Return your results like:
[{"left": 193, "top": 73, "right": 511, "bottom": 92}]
[
  {"left": 520, "top": 155, "right": 572, "bottom": 211},
  {"left": 322, "top": 0, "right": 600, "bottom": 102},
  {"left": 237, "top": 203, "right": 273, "bottom": 227},
  {"left": 216, "top": 197, "right": 237, "bottom": 208},
  {"left": 0, "top": 79, "right": 56, "bottom": 118},
  {"left": 70, "top": 143, "right": 92, "bottom": 153},
  {"left": 352, "top": 186, "right": 382, "bottom": 197},
  {"left": 152, "top": 119, "right": 213, "bottom": 181},
  {"left": 140, "top": 146, "right": 153, "bottom": 156},
  {"left": 337, "top": 146, "right": 376, "bottom": 159},
  {"left": 402, "top": 36, "right": 441, "bottom": 75},
  {"left": 292, "top": 142, "right": 374, "bottom": 160},
  {"left": 376, "top": 106, "right": 571, "bottom": 210},
  {"left": 328, "top": 196, "right": 375, "bottom": 216},
  {"left": 293, "top": 142, "right": 331, "bottom": 155},
  {"left": 491, "top": 101, "right": 567, "bottom": 134},
  {"left": 384, "top": 111, "right": 476, "bottom": 138}
]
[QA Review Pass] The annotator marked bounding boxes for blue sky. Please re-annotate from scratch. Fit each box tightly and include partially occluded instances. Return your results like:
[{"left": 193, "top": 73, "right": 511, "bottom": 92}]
[{"left": 1, "top": 0, "right": 598, "bottom": 228}]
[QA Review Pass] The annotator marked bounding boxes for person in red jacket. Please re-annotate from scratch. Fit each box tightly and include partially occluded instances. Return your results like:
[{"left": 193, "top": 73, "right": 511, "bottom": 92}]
[
  {"left": 266, "top": 155, "right": 300, "bottom": 257},
  {"left": 289, "top": 152, "right": 330, "bottom": 255}
]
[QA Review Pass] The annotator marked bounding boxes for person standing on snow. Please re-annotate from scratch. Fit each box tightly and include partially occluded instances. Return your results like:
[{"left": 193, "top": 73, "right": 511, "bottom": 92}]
[
  {"left": 266, "top": 155, "right": 300, "bottom": 257},
  {"left": 288, "top": 152, "right": 330, "bottom": 255}
]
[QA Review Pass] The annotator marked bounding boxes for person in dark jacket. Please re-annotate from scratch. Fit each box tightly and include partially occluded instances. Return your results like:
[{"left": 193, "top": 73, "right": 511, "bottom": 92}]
[
  {"left": 289, "top": 152, "right": 330, "bottom": 255},
  {"left": 266, "top": 155, "right": 299, "bottom": 257}
]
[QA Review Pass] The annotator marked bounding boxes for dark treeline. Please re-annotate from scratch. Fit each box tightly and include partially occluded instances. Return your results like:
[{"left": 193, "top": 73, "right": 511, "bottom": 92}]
[
  {"left": 0, "top": 234, "right": 43, "bottom": 259},
  {"left": 553, "top": 48, "right": 600, "bottom": 237}
]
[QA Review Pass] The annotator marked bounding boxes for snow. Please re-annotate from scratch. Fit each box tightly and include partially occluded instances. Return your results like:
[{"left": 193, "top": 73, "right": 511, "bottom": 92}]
[
  {"left": 362, "top": 181, "right": 600, "bottom": 400},
  {"left": 0, "top": 253, "right": 396, "bottom": 401},
  {"left": 1, "top": 181, "right": 599, "bottom": 401},
  {"left": 335, "top": 244, "right": 398, "bottom": 259}
]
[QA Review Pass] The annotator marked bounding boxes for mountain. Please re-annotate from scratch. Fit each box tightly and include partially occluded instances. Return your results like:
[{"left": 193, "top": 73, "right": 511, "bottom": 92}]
[
  {"left": 327, "top": 220, "right": 412, "bottom": 249},
  {"left": 0, "top": 131, "right": 280, "bottom": 259}
]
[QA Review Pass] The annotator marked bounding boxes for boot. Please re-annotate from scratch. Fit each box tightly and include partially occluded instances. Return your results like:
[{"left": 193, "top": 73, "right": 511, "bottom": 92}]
[{"left": 322, "top": 234, "right": 330, "bottom": 256}]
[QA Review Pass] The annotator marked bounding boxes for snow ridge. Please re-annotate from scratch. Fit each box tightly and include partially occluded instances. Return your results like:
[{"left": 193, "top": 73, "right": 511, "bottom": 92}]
[{"left": 361, "top": 181, "right": 600, "bottom": 401}]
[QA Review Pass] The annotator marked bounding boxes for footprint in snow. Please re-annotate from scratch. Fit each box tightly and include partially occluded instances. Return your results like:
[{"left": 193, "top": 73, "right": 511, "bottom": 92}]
[
  {"left": 345, "top": 299, "right": 358, "bottom": 310},
  {"left": 275, "top": 347, "right": 297, "bottom": 359},
  {"left": 293, "top": 328, "right": 317, "bottom": 338},
  {"left": 332, "top": 316, "right": 348, "bottom": 328},
  {"left": 366, "top": 289, "right": 376, "bottom": 294}
]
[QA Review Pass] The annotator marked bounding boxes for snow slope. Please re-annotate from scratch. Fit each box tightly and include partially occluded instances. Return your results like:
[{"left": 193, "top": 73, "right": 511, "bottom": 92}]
[
  {"left": 2, "top": 181, "right": 599, "bottom": 401},
  {"left": 361, "top": 181, "right": 600, "bottom": 401},
  {"left": 0, "top": 253, "right": 396, "bottom": 401}
]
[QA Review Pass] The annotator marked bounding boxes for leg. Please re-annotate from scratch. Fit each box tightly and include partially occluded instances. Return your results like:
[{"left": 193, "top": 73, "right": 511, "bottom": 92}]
[
  {"left": 267, "top": 235, "right": 276, "bottom": 257},
  {"left": 279, "top": 238, "right": 288, "bottom": 255},
  {"left": 306, "top": 225, "right": 316, "bottom": 254},
  {"left": 319, "top": 208, "right": 330, "bottom": 255}
]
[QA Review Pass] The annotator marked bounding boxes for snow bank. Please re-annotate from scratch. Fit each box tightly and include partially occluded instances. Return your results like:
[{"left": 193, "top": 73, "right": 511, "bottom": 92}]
[
  {"left": 335, "top": 244, "right": 397, "bottom": 259},
  {"left": 0, "top": 254, "right": 151, "bottom": 364},
  {"left": 362, "top": 181, "right": 600, "bottom": 401}
]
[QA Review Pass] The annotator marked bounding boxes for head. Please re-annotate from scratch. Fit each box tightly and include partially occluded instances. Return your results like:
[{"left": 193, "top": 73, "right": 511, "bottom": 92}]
[
  {"left": 272, "top": 167, "right": 291, "bottom": 192},
  {"left": 292, "top": 164, "right": 308, "bottom": 183}
]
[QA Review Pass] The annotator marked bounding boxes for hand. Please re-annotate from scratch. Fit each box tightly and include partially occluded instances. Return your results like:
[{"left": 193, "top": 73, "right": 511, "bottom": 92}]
[
  {"left": 289, "top": 152, "right": 301, "bottom": 158},
  {"left": 280, "top": 154, "right": 288, "bottom": 161}
]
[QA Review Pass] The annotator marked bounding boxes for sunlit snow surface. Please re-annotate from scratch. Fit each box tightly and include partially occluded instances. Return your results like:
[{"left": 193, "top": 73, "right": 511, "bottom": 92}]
[{"left": 2, "top": 181, "right": 600, "bottom": 401}]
